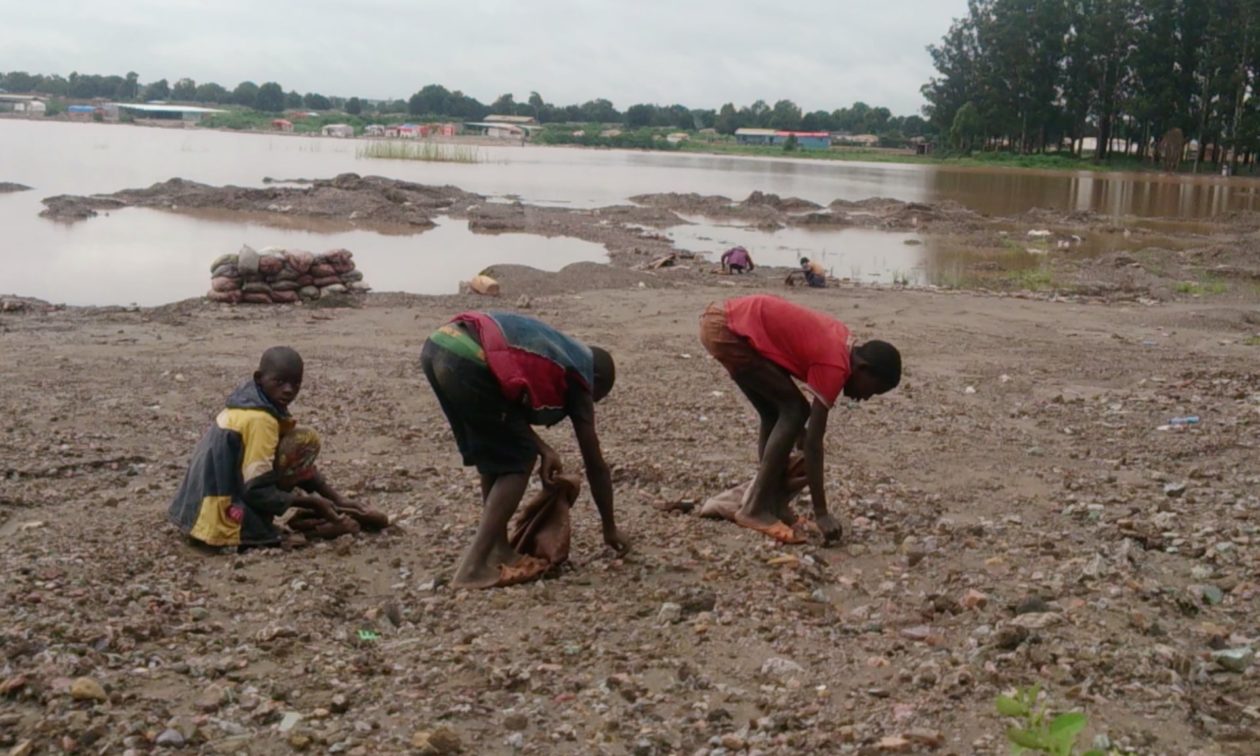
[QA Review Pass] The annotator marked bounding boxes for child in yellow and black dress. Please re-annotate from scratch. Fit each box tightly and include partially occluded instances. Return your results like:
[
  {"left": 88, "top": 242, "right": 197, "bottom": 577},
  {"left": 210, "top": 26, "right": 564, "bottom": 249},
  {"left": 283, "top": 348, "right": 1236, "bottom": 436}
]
[{"left": 168, "top": 346, "right": 387, "bottom": 549}]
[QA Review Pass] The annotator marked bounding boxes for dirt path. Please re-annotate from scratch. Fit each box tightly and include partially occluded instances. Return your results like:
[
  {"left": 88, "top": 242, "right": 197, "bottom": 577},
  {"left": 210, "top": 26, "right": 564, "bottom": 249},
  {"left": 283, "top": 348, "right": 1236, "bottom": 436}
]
[{"left": 1, "top": 282, "right": 1258, "bottom": 754}]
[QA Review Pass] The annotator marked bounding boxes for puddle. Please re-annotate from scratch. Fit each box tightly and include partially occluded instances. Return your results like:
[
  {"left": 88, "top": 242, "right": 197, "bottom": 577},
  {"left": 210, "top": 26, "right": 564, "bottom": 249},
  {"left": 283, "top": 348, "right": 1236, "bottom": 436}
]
[
  {"left": 8, "top": 210, "right": 606, "bottom": 306},
  {"left": 665, "top": 218, "right": 927, "bottom": 282}
]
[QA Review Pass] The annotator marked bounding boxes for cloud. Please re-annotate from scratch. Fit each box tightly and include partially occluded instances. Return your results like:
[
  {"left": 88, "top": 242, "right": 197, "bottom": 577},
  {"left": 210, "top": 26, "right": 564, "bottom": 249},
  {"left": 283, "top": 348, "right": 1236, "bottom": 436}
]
[{"left": 0, "top": 0, "right": 966, "bottom": 114}]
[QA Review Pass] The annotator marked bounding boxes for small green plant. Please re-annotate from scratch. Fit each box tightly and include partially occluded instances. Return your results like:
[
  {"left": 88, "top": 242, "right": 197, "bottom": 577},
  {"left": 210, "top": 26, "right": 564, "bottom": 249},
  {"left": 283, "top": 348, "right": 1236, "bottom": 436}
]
[
  {"left": 1244, "top": 334, "right": 1260, "bottom": 346},
  {"left": 995, "top": 685, "right": 1105, "bottom": 755}
]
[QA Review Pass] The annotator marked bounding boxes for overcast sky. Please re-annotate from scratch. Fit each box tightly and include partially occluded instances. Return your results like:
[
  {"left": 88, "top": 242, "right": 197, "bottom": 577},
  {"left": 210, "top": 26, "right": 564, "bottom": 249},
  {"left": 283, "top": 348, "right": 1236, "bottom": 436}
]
[{"left": 2, "top": 0, "right": 967, "bottom": 115}]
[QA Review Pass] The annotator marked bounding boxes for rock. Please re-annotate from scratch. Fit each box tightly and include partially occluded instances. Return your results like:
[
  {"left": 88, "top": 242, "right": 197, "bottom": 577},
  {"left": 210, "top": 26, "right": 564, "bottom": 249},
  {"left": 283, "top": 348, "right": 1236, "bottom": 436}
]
[
  {"left": 411, "top": 726, "right": 462, "bottom": 754},
  {"left": 658, "top": 602, "right": 683, "bottom": 624},
  {"left": 288, "top": 734, "right": 312, "bottom": 751},
  {"left": 1164, "top": 482, "right": 1186, "bottom": 498},
  {"left": 959, "top": 589, "right": 989, "bottom": 610},
  {"left": 993, "top": 625, "right": 1030, "bottom": 650},
  {"left": 383, "top": 601, "right": 403, "bottom": 627},
  {"left": 196, "top": 684, "right": 228, "bottom": 712},
  {"left": 1212, "top": 647, "right": 1254, "bottom": 673},
  {"left": 760, "top": 657, "right": 804, "bottom": 678},
  {"left": 278, "top": 711, "right": 302, "bottom": 734},
  {"left": 505, "top": 732, "right": 525, "bottom": 749},
  {"left": 1009, "top": 612, "right": 1063, "bottom": 630},
  {"left": 515, "top": 295, "right": 532, "bottom": 309},
  {"left": 69, "top": 677, "right": 107, "bottom": 702},
  {"left": 155, "top": 729, "right": 185, "bottom": 748},
  {"left": 330, "top": 693, "right": 349, "bottom": 714},
  {"left": 906, "top": 729, "right": 945, "bottom": 749},
  {"left": 720, "top": 734, "right": 746, "bottom": 750},
  {"left": 503, "top": 713, "right": 528, "bottom": 731},
  {"left": 1014, "top": 596, "right": 1051, "bottom": 615},
  {"left": 877, "top": 735, "right": 913, "bottom": 752},
  {"left": 8, "top": 741, "right": 33, "bottom": 756}
]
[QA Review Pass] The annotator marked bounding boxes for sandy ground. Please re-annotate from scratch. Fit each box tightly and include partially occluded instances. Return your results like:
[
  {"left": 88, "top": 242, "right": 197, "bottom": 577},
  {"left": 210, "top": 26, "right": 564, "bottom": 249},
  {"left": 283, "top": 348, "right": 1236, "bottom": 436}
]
[{"left": 2, "top": 274, "right": 1260, "bottom": 755}]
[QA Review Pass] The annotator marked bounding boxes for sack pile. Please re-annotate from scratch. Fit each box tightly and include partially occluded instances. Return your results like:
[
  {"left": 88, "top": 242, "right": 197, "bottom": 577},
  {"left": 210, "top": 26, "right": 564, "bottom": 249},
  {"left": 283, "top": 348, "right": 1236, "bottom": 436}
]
[{"left": 207, "top": 245, "right": 370, "bottom": 304}]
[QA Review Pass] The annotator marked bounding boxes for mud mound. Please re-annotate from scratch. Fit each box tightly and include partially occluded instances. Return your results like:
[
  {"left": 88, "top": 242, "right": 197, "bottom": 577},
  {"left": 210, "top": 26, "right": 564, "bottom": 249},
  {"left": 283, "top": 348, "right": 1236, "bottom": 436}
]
[
  {"left": 0, "top": 182, "right": 31, "bottom": 194},
  {"left": 40, "top": 174, "right": 482, "bottom": 227},
  {"left": 478, "top": 262, "right": 673, "bottom": 297}
]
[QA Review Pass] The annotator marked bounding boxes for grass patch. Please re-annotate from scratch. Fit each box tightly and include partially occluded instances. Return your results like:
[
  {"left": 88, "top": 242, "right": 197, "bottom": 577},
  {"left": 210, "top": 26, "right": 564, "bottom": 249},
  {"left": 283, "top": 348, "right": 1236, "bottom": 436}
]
[
  {"left": 1175, "top": 274, "right": 1229, "bottom": 296},
  {"left": 1007, "top": 265, "right": 1057, "bottom": 291},
  {"left": 356, "top": 141, "right": 481, "bottom": 163}
]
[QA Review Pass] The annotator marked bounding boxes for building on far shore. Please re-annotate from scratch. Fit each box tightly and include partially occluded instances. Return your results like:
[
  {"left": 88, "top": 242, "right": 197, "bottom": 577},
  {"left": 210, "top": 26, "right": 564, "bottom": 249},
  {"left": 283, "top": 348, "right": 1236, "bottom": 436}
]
[
  {"left": 831, "top": 133, "right": 880, "bottom": 147},
  {"left": 485, "top": 114, "right": 537, "bottom": 125},
  {"left": 0, "top": 94, "right": 47, "bottom": 117},
  {"left": 321, "top": 123, "right": 355, "bottom": 138},
  {"left": 272, "top": 118, "right": 294, "bottom": 132},
  {"left": 106, "top": 103, "right": 227, "bottom": 123},
  {"left": 464, "top": 121, "right": 527, "bottom": 139},
  {"left": 734, "top": 128, "right": 831, "bottom": 150}
]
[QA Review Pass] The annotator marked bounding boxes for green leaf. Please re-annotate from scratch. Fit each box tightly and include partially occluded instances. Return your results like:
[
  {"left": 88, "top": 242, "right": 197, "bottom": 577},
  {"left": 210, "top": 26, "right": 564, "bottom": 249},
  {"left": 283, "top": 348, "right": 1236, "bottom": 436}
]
[
  {"left": 996, "top": 695, "right": 1028, "bottom": 717},
  {"left": 1081, "top": 751, "right": 1106, "bottom": 756},
  {"left": 1049, "top": 712, "right": 1087, "bottom": 740},
  {"left": 1006, "top": 727, "right": 1046, "bottom": 749}
]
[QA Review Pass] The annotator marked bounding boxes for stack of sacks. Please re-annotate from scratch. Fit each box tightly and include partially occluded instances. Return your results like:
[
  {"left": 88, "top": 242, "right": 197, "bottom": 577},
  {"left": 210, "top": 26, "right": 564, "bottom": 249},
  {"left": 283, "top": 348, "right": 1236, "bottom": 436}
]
[{"left": 207, "top": 245, "right": 370, "bottom": 304}]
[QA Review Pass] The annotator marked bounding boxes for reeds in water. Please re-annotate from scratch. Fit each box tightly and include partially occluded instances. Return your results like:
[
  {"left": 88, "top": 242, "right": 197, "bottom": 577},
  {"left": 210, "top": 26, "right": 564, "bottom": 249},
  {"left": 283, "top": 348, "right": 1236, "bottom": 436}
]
[{"left": 355, "top": 141, "right": 481, "bottom": 163}]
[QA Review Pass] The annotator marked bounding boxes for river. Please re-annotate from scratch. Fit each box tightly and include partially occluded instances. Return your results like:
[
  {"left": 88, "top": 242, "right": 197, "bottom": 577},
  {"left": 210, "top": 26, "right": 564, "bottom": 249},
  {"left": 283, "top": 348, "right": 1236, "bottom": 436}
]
[{"left": 3, "top": 119, "right": 1257, "bottom": 305}]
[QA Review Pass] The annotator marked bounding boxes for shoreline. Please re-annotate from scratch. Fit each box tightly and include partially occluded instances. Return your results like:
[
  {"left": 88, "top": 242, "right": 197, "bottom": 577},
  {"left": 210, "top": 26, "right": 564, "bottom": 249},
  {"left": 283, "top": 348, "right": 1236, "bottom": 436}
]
[{"left": 19, "top": 172, "right": 1260, "bottom": 310}]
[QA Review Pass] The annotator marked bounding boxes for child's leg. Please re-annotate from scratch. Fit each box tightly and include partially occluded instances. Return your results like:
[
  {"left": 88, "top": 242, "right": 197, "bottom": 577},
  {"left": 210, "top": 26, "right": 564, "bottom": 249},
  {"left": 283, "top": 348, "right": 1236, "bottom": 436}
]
[
  {"left": 731, "top": 362, "right": 809, "bottom": 531},
  {"left": 453, "top": 466, "right": 537, "bottom": 589},
  {"left": 733, "top": 377, "right": 779, "bottom": 461}
]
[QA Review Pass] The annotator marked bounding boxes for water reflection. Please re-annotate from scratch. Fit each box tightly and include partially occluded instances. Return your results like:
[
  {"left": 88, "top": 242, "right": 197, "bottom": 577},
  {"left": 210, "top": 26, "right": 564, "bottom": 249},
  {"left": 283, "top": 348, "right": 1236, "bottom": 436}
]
[{"left": 2, "top": 209, "right": 604, "bottom": 306}]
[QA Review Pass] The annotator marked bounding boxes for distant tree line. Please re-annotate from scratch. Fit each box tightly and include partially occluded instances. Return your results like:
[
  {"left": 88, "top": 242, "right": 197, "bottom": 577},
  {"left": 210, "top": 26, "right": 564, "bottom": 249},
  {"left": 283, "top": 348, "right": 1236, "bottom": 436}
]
[
  {"left": 923, "top": 0, "right": 1260, "bottom": 170},
  {"left": 0, "top": 70, "right": 926, "bottom": 142}
]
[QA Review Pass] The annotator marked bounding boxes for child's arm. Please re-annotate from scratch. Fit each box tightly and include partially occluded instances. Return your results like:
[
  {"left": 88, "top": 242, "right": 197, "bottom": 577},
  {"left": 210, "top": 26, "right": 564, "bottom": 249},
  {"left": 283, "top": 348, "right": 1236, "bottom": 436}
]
[
  {"left": 804, "top": 398, "right": 841, "bottom": 543},
  {"left": 570, "top": 403, "right": 628, "bottom": 554},
  {"left": 527, "top": 428, "right": 563, "bottom": 486}
]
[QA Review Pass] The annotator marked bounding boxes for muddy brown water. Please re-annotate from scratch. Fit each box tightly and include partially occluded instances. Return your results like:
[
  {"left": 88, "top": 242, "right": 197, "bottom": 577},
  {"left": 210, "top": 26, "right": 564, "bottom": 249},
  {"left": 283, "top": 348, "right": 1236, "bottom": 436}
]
[{"left": 4, "top": 119, "right": 1258, "bottom": 305}]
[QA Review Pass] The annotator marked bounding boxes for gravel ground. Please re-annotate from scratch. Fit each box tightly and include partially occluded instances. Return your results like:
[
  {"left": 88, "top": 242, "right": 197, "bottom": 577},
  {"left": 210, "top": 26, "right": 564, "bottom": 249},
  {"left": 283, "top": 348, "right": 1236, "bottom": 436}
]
[{"left": 2, "top": 277, "right": 1259, "bottom": 755}]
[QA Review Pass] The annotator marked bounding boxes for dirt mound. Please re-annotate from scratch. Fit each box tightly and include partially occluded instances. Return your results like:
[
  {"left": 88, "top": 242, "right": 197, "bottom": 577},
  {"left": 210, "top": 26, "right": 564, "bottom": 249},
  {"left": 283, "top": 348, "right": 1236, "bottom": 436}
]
[
  {"left": 477, "top": 262, "right": 676, "bottom": 298},
  {"left": 39, "top": 174, "right": 483, "bottom": 227},
  {"left": 0, "top": 182, "right": 31, "bottom": 194}
]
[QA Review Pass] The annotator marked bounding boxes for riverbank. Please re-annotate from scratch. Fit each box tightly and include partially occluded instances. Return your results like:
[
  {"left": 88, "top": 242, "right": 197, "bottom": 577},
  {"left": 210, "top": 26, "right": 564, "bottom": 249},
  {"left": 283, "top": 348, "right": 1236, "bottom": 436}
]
[
  {"left": 2, "top": 278, "right": 1259, "bottom": 754},
  {"left": 31, "top": 173, "right": 1260, "bottom": 305}
]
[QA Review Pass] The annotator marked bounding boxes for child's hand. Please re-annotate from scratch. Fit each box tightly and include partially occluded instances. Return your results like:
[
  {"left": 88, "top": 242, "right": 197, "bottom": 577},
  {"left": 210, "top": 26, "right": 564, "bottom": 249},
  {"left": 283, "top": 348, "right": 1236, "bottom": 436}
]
[{"left": 539, "top": 448, "right": 564, "bottom": 486}]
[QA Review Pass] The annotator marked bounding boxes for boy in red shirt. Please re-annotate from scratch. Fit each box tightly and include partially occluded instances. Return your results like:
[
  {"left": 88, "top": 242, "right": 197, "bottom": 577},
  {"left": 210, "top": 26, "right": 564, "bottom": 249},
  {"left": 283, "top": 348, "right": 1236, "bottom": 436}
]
[{"left": 699, "top": 295, "right": 901, "bottom": 544}]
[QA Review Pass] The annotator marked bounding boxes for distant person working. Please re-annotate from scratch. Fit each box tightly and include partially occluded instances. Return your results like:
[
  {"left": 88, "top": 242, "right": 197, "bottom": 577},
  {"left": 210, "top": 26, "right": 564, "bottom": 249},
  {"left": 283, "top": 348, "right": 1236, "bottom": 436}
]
[
  {"left": 800, "top": 257, "right": 827, "bottom": 288},
  {"left": 720, "top": 246, "right": 755, "bottom": 274}
]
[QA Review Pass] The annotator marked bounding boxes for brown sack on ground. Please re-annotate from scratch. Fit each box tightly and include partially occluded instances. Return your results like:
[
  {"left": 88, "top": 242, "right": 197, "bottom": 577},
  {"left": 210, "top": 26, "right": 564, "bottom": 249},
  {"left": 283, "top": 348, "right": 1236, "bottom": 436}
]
[
  {"left": 509, "top": 475, "right": 581, "bottom": 567},
  {"left": 700, "top": 453, "right": 807, "bottom": 521}
]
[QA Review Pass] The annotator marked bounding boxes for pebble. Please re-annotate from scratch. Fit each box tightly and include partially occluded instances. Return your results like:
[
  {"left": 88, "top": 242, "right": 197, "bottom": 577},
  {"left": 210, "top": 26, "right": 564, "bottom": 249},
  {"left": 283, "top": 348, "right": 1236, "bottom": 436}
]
[
  {"left": 411, "top": 726, "right": 462, "bottom": 755},
  {"left": 760, "top": 657, "right": 804, "bottom": 678},
  {"left": 69, "top": 677, "right": 107, "bottom": 702},
  {"left": 155, "top": 729, "right": 185, "bottom": 748},
  {"left": 278, "top": 711, "right": 302, "bottom": 734},
  {"left": 959, "top": 589, "right": 989, "bottom": 610},
  {"left": 658, "top": 602, "right": 683, "bottom": 624},
  {"left": 1212, "top": 647, "right": 1254, "bottom": 673}
]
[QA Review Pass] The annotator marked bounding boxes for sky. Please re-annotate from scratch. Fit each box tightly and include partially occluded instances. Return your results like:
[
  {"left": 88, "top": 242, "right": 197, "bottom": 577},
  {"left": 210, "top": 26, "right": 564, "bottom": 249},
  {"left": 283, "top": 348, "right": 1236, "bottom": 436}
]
[{"left": 0, "top": 0, "right": 968, "bottom": 116}]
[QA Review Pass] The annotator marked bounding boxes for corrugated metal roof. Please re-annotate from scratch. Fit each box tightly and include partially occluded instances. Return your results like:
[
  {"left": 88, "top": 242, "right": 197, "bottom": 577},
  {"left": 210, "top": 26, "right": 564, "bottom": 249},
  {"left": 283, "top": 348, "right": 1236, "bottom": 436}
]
[
  {"left": 734, "top": 128, "right": 777, "bottom": 136},
  {"left": 113, "top": 103, "right": 227, "bottom": 114}
]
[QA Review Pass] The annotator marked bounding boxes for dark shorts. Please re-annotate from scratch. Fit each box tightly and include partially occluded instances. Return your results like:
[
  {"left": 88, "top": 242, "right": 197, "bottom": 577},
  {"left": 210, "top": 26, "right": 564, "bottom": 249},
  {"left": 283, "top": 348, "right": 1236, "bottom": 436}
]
[{"left": 420, "top": 338, "right": 538, "bottom": 476}]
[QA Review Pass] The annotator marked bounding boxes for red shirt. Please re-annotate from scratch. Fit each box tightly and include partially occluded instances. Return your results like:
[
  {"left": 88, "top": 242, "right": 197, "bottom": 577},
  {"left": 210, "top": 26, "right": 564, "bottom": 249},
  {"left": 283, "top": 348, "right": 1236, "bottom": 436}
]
[{"left": 724, "top": 295, "right": 852, "bottom": 406}]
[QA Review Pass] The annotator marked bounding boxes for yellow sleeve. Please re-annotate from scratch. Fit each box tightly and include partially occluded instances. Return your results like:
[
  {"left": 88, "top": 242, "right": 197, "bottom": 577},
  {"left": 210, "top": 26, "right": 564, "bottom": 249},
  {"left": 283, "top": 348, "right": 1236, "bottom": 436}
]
[{"left": 239, "top": 412, "right": 281, "bottom": 482}]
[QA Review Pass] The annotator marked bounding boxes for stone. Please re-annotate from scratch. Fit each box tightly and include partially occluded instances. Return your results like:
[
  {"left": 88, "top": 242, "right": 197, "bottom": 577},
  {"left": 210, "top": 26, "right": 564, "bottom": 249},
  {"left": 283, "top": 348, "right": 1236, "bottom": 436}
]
[
  {"left": 1212, "top": 647, "right": 1254, "bottom": 673},
  {"left": 760, "top": 657, "right": 804, "bottom": 677},
  {"left": 959, "top": 589, "right": 989, "bottom": 610},
  {"left": 906, "top": 729, "right": 945, "bottom": 748},
  {"left": 411, "top": 726, "right": 462, "bottom": 754},
  {"left": 8, "top": 741, "right": 34, "bottom": 756},
  {"left": 288, "top": 734, "right": 312, "bottom": 751},
  {"left": 155, "top": 729, "right": 185, "bottom": 748},
  {"left": 505, "top": 733, "right": 525, "bottom": 749},
  {"left": 993, "top": 625, "right": 1030, "bottom": 650},
  {"left": 69, "top": 677, "right": 107, "bottom": 702},
  {"left": 1164, "top": 482, "right": 1186, "bottom": 498},
  {"left": 330, "top": 694, "right": 349, "bottom": 714},
  {"left": 877, "top": 735, "right": 913, "bottom": 752},
  {"left": 196, "top": 684, "right": 228, "bottom": 712},
  {"left": 503, "top": 713, "right": 528, "bottom": 731},
  {"left": 658, "top": 602, "right": 683, "bottom": 624},
  {"left": 1014, "top": 596, "right": 1052, "bottom": 615},
  {"left": 278, "top": 711, "right": 302, "bottom": 734},
  {"left": 1009, "top": 612, "right": 1063, "bottom": 630}
]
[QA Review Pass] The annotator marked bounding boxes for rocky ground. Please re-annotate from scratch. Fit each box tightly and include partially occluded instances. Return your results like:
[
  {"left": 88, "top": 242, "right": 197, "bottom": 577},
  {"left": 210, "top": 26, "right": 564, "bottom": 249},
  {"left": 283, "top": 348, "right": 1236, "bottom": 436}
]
[{"left": 2, "top": 271, "right": 1259, "bottom": 755}]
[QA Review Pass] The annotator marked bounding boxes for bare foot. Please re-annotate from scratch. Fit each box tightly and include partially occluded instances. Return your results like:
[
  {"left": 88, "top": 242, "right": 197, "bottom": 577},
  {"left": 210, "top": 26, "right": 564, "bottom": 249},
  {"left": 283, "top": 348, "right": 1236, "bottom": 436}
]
[
  {"left": 733, "top": 509, "right": 807, "bottom": 544},
  {"left": 452, "top": 541, "right": 522, "bottom": 589},
  {"left": 346, "top": 508, "right": 390, "bottom": 531}
]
